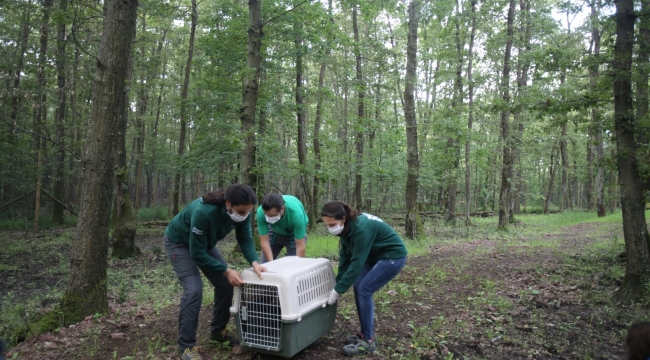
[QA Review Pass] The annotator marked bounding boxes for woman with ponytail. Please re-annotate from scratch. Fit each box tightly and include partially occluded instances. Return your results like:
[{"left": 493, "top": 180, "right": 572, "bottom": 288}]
[
  {"left": 321, "top": 201, "right": 407, "bottom": 356},
  {"left": 164, "top": 184, "right": 266, "bottom": 360}
]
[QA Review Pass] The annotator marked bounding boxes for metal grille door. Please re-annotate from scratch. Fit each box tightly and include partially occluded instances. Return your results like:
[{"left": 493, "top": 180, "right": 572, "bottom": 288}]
[{"left": 239, "top": 284, "right": 282, "bottom": 351}]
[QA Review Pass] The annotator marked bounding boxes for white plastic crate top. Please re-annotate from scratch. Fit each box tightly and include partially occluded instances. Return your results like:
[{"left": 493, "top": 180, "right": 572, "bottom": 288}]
[{"left": 230, "top": 256, "right": 336, "bottom": 322}]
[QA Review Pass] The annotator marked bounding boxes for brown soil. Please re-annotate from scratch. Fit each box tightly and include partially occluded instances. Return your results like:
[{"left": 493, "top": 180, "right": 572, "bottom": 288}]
[{"left": 2, "top": 221, "right": 638, "bottom": 360}]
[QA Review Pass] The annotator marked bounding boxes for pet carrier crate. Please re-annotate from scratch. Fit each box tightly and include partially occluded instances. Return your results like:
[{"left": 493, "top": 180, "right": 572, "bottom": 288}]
[{"left": 230, "top": 256, "right": 337, "bottom": 357}]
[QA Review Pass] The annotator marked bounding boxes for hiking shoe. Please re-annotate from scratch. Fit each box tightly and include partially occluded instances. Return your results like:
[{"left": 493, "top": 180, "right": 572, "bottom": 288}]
[
  {"left": 178, "top": 347, "right": 202, "bottom": 360},
  {"left": 342, "top": 339, "right": 377, "bottom": 356},
  {"left": 210, "top": 329, "right": 240, "bottom": 344},
  {"left": 345, "top": 333, "right": 362, "bottom": 345}
]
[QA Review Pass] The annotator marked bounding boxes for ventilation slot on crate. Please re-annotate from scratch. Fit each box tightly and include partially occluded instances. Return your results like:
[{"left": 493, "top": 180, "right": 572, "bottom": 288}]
[
  {"left": 239, "top": 284, "right": 282, "bottom": 351},
  {"left": 297, "top": 266, "right": 332, "bottom": 307}
]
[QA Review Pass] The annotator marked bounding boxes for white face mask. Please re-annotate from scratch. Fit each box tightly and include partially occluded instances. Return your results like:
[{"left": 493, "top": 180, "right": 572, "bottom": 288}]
[
  {"left": 328, "top": 221, "right": 344, "bottom": 235},
  {"left": 228, "top": 210, "right": 249, "bottom": 222},
  {"left": 265, "top": 214, "right": 281, "bottom": 224}
]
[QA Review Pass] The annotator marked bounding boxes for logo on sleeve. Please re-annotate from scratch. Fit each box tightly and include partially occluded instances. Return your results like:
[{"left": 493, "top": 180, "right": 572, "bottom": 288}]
[
  {"left": 363, "top": 213, "right": 384, "bottom": 222},
  {"left": 192, "top": 227, "right": 204, "bottom": 235}
]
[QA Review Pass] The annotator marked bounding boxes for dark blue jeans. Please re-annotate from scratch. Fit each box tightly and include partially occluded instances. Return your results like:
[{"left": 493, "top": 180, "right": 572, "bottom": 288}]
[
  {"left": 259, "top": 226, "right": 307, "bottom": 263},
  {"left": 352, "top": 257, "right": 407, "bottom": 340},
  {"left": 164, "top": 237, "right": 232, "bottom": 352}
]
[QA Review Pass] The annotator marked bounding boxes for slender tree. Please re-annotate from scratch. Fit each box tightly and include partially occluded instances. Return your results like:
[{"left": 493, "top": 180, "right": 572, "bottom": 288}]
[
  {"left": 311, "top": 0, "right": 333, "bottom": 227},
  {"left": 241, "top": 0, "right": 263, "bottom": 188},
  {"left": 404, "top": 0, "right": 422, "bottom": 239},
  {"left": 498, "top": 0, "right": 516, "bottom": 230},
  {"left": 33, "top": 0, "right": 54, "bottom": 230},
  {"left": 465, "top": 0, "right": 477, "bottom": 224},
  {"left": 173, "top": 0, "right": 197, "bottom": 215},
  {"left": 295, "top": 9, "right": 312, "bottom": 210},
  {"left": 612, "top": 0, "right": 650, "bottom": 301},
  {"left": 52, "top": 0, "right": 69, "bottom": 224},
  {"left": 352, "top": 5, "right": 365, "bottom": 211}
]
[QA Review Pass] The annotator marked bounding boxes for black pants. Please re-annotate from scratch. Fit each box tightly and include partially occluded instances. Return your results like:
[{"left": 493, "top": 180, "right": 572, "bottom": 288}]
[{"left": 164, "top": 237, "right": 232, "bottom": 352}]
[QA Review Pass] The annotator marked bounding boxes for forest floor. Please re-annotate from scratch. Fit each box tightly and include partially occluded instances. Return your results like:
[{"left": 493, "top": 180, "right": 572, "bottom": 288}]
[{"left": 1, "top": 211, "right": 648, "bottom": 360}]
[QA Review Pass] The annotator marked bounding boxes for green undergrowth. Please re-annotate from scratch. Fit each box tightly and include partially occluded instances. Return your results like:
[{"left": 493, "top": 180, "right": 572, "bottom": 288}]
[
  {"left": 136, "top": 206, "right": 170, "bottom": 222},
  {"left": 0, "top": 214, "right": 77, "bottom": 231}
]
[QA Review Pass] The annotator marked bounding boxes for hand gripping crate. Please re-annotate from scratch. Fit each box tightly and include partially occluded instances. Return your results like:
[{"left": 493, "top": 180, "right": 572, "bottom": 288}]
[{"left": 230, "top": 256, "right": 337, "bottom": 357}]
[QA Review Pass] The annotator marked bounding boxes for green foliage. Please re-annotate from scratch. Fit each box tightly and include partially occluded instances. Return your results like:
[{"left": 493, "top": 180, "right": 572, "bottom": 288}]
[{"left": 137, "top": 206, "right": 169, "bottom": 222}]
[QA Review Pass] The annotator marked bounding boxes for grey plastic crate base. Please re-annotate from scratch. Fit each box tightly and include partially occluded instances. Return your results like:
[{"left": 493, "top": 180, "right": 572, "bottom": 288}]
[{"left": 236, "top": 303, "right": 337, "bottom": 358}]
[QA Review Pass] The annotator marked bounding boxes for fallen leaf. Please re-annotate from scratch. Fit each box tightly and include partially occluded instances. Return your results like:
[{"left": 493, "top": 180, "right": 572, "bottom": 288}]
[{"left": 110, "top": 333, "right": 125, "bottom": 339}]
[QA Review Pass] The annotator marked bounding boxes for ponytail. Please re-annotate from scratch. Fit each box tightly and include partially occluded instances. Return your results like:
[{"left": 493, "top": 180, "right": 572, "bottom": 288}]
[
  {"left": 320, "top": 200, "right": 359, "bottom": 234},
  {"left": 202, "top": 190, "right": 226, "bottom": 205},
  {"left": 202, "top": 184, "right": 257, "bottom": 206}
]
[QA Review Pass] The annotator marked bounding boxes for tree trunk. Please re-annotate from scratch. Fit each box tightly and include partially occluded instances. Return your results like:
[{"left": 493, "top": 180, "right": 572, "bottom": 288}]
[
  {"left": 560, "top": 112, "right": 569, "bottom": 212},
  {"left": 586, "top": 139, "right": 593, "bottom": 209},
  {"left": 403, "top": 1, "right": 421, "bottom": 239},
  {"left": 638, "top": 0, "right": 650, "bottom": 198},
  {"left": 9, "top": 3, "right": 32, "bottom": 123},
  {"left": 33, "top": 0, "right": 54, "bottom": 157},
  {"left": 612, "top": 0, "right": 650, "bottom": 301},
  {"left": 111, "top": 25, "right": 140, "bottom": 259},
  {"left": 543, "top": 142, "right": 558, "bottom": 214},
  {"left": 311, "top": 0, "right": 332, "bottom": 228},
  {"left": 445, "top": 0, "right": 463, "bottom": 224},
  {"left": 498, "top": 0, "right": 516, "bottom": 230},
  {"left": 295, "top": 11, "right": 312, "bottom": 216},
  {"left": 33, "top": 0, "right": 54, "bottom": 229},
  {"left": 52, "top": 0, "right": 69, "bottom": 225},
  {"left": 57, "top": 0, "right": 138, "bottom": 325},
  {"left": 241, "top": 0, "right": 262, "bottom": 189},
  {"left": 465, "top": 0, "right": 477, "bottom": 225},
  {"left": 589, "top": 0, "right": 606, "bottom": 217},
  {"left": 512, "top": 0, "right": 531, "bottom": 216},
  {"left": 151, "top": 50, "right": 167, "bottom": 208},
  {"left": 174, "top": 0, "right": 197, "bottom": 215},
  {"left": 353, "top": 5, "right": 364, "bottom": 211}
]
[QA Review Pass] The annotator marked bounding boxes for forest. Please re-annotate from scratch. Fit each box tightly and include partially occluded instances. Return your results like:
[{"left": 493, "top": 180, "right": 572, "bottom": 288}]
[{"left": 1, "top": 0, "right": 649, "bottom": 358}]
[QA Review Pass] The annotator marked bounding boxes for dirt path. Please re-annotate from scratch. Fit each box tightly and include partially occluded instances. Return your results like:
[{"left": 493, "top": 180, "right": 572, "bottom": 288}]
[{"left": 4, "top": 220, "right": 638, "bottom": 360}]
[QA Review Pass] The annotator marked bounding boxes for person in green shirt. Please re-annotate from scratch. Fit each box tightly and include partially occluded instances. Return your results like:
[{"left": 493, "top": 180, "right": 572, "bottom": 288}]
[
  {"left": 321, "top": 201, "right": 407, "bottom": 357},
  {"left": 256, "top": 193, "right": 309, "bottom": 263},
  {"left": 164, "top": 184, "right": 266, "bottom": 360}
]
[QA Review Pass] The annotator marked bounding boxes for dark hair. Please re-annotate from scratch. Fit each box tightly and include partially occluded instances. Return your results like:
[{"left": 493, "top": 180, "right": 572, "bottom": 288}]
[
  {"left": 626, "top": 321, "right": 650, "bottom": 360},
  {"left": 320, "top": 201, "right": 359, "bottom": 234},
  {"left": 202, "top": 184, "right": 257, "bottom": 206},
  {"left": 261, "top": 192, "right": 285, "bottom": 211}
]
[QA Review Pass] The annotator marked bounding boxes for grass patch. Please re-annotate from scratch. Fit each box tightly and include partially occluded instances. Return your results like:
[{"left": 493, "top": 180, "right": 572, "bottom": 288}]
[
  {"left": 137, "top": 206, "right": 170, "bottom": 222},
  {"left": 0, "top": 215, "right": 77, "bottom": 231}
]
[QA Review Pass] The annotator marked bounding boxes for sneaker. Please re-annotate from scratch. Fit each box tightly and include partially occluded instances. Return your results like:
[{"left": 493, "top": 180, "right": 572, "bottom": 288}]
[
  {"left": 345, "top": 333, "right": 362, "bottom": 345},
  {"left": 342, "top": 339, "right": 377, "bottom": 356},
  {"left": 178, "top": 347, "right": 202, "bottom": 360},
  {"left": 210, "top": 329, "right": 240, "bottom": 344}
]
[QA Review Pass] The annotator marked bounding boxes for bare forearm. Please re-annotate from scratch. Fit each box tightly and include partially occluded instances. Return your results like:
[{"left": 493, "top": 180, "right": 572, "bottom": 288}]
[
  {"left": 260, "top": 235, "right": 273, "bottom": 261},
  {"left": 296, "top": 238, "right": 306, "bottom": 257}
]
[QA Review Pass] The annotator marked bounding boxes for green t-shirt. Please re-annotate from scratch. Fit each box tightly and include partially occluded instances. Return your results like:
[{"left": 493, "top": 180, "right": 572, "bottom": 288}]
[
  {"left": 335, "top": 213, "right": 408, "bottom": 294},
  {"left": 256, "top": 195, "right": 309, "bottom": 240},
  {"left": 165, "top": 198, "right": 258, "bottom": 274}
]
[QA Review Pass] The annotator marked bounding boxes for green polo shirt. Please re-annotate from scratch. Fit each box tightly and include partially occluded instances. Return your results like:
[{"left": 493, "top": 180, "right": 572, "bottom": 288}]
[
  {"left": 256, "top": 195, "right": 309, "bottom": 240},
  {"left": 165, "top": 198, "right": 258, "bottom": 274},
  {"left": 335, "top": 213, "right": 408, "bottom": 294}
]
